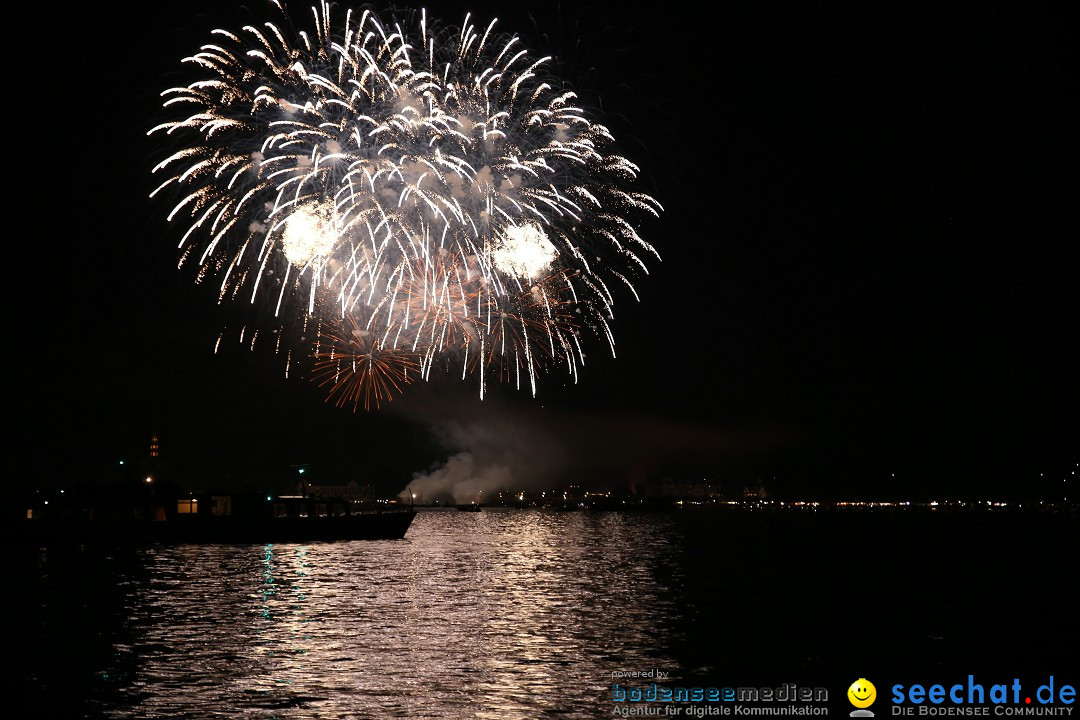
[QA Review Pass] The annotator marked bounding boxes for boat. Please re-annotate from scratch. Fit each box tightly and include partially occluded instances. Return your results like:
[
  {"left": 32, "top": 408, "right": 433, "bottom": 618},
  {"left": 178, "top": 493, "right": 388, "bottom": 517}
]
[
  {"left": 9, "top": 510, "right": 416, "bottom": 545},
  {"left": 456, "top": 503, "right": 483, "bottom": 512},
  {"left": 8, "top": 492, "right": 416, "bottom": 546}
]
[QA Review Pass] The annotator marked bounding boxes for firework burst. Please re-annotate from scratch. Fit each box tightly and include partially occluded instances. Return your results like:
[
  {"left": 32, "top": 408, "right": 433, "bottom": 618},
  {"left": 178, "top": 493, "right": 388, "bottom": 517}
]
[
  {"left": 149, "top": 0, "right": 661, "bottom": 408},
  {"left": 310, "top": 314, "right": 420, "bottom": 411}
]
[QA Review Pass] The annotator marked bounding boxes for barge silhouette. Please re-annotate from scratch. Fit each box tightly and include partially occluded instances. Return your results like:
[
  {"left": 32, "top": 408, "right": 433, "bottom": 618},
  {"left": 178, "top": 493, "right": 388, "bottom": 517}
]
[{"left": 10, "top": 492, "right": 416, "bottom": 545}]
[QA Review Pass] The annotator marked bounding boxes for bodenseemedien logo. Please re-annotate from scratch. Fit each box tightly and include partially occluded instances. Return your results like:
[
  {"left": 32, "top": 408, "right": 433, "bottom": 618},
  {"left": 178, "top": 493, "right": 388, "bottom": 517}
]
[{"left": 849, "top": 679, "right": 878, "bottom": 718}]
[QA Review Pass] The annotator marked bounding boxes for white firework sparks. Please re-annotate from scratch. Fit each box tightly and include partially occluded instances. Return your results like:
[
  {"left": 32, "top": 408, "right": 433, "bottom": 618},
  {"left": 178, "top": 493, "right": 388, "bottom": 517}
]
[
  {"left": 491, "top": 223, "right": 558, "bottom": 280},
  {"left": 149, "top": 1, "right": 662, "bottom": 407}
]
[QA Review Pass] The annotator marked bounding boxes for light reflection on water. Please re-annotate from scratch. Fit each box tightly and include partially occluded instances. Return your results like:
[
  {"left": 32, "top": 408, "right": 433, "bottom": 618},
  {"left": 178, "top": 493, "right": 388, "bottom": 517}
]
[{"left": 46, "top": 509, "right": 686, "bottom": 719}]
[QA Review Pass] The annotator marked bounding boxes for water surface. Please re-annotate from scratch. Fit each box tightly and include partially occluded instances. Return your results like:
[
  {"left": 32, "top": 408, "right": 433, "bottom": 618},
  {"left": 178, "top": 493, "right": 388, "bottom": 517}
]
[{"left": 15, "top": 507, "right": 1076, "bottom": 718}]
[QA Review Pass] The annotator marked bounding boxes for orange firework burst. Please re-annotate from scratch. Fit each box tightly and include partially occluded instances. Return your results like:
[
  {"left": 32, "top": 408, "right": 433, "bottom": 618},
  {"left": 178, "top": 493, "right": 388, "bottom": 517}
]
[{"left": 310, "top": 317, "right": 421, "bottom": 412}]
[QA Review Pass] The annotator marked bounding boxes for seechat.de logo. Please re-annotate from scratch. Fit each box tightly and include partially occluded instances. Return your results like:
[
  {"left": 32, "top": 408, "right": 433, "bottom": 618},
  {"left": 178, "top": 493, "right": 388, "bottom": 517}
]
[{"left": 891, "top": 675, "right": 1076, "bottom": 715}]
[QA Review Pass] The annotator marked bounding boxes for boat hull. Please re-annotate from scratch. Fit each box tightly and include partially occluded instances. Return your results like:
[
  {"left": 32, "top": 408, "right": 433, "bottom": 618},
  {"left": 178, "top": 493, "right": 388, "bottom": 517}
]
[{"left": 8, "top": 510, "right": 417, "bottom": 546}]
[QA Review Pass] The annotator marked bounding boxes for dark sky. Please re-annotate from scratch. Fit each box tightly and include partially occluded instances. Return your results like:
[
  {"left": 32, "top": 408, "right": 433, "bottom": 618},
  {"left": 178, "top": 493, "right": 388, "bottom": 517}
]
[{"left": 8, "top": 2, "right": 1075, "bottom": 500}]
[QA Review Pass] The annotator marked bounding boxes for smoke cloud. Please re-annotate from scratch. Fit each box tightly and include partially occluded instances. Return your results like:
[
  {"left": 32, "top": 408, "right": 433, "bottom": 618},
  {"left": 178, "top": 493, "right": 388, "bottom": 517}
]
[
  {"left": 397, "top": 406, "right": 568, "bottom": 504},
  {"left": 391, "top": 383, "right": 789, "bottom": 504},
  {"left": 403, "top": 451, "right": 510, "bottom": 504}
]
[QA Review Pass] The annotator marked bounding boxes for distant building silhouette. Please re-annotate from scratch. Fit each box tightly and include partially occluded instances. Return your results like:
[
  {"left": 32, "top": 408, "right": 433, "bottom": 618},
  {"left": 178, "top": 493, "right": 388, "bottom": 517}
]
[
  {"left": 303, "top": 480, "right": 375, "bottom": 504},
  {"left": 742, "top": 479, "right": 767, "bottom": 499}
]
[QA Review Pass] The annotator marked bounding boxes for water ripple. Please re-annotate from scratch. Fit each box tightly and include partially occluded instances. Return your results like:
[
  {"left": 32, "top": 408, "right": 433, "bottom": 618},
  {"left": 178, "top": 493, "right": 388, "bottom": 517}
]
[{"left": 69, "top": 510, "right": 685, "bottom": 719}]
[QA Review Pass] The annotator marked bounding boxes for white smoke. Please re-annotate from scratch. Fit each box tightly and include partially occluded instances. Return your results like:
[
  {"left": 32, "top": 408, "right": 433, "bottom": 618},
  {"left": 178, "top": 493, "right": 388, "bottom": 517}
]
[
  {"left": 391, "top": 386, "right": 783, "bottom": 505},
  {"left": 399, "top": 413, "right": 565, "bottom": 505},
  {"left": 404, "top": 451, "right": 512, "bottom": 504}
]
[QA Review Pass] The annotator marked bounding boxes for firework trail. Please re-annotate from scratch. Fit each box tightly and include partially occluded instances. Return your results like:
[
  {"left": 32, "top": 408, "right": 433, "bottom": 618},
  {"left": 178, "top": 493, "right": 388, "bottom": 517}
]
[{"left": 149, "top": 1, "right": 661, "bottom": 408}]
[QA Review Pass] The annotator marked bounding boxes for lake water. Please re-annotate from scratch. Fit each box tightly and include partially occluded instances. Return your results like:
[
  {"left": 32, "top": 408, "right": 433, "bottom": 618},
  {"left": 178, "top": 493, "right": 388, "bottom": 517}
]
[{"left": 14, "top": 507, "right": 1077, "bottom": 718}]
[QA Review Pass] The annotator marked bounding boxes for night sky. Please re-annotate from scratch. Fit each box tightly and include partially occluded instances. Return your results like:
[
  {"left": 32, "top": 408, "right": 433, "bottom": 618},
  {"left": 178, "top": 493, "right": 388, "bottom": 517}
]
[{"left": 9, "top": 2, "right": 1075, "bottom": 500}]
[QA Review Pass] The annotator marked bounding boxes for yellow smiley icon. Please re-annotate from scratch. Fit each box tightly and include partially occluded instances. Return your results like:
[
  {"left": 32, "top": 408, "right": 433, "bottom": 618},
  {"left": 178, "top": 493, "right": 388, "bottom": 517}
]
[{"left": 848, "top": 679, "right": 877, "bottom": 708}]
